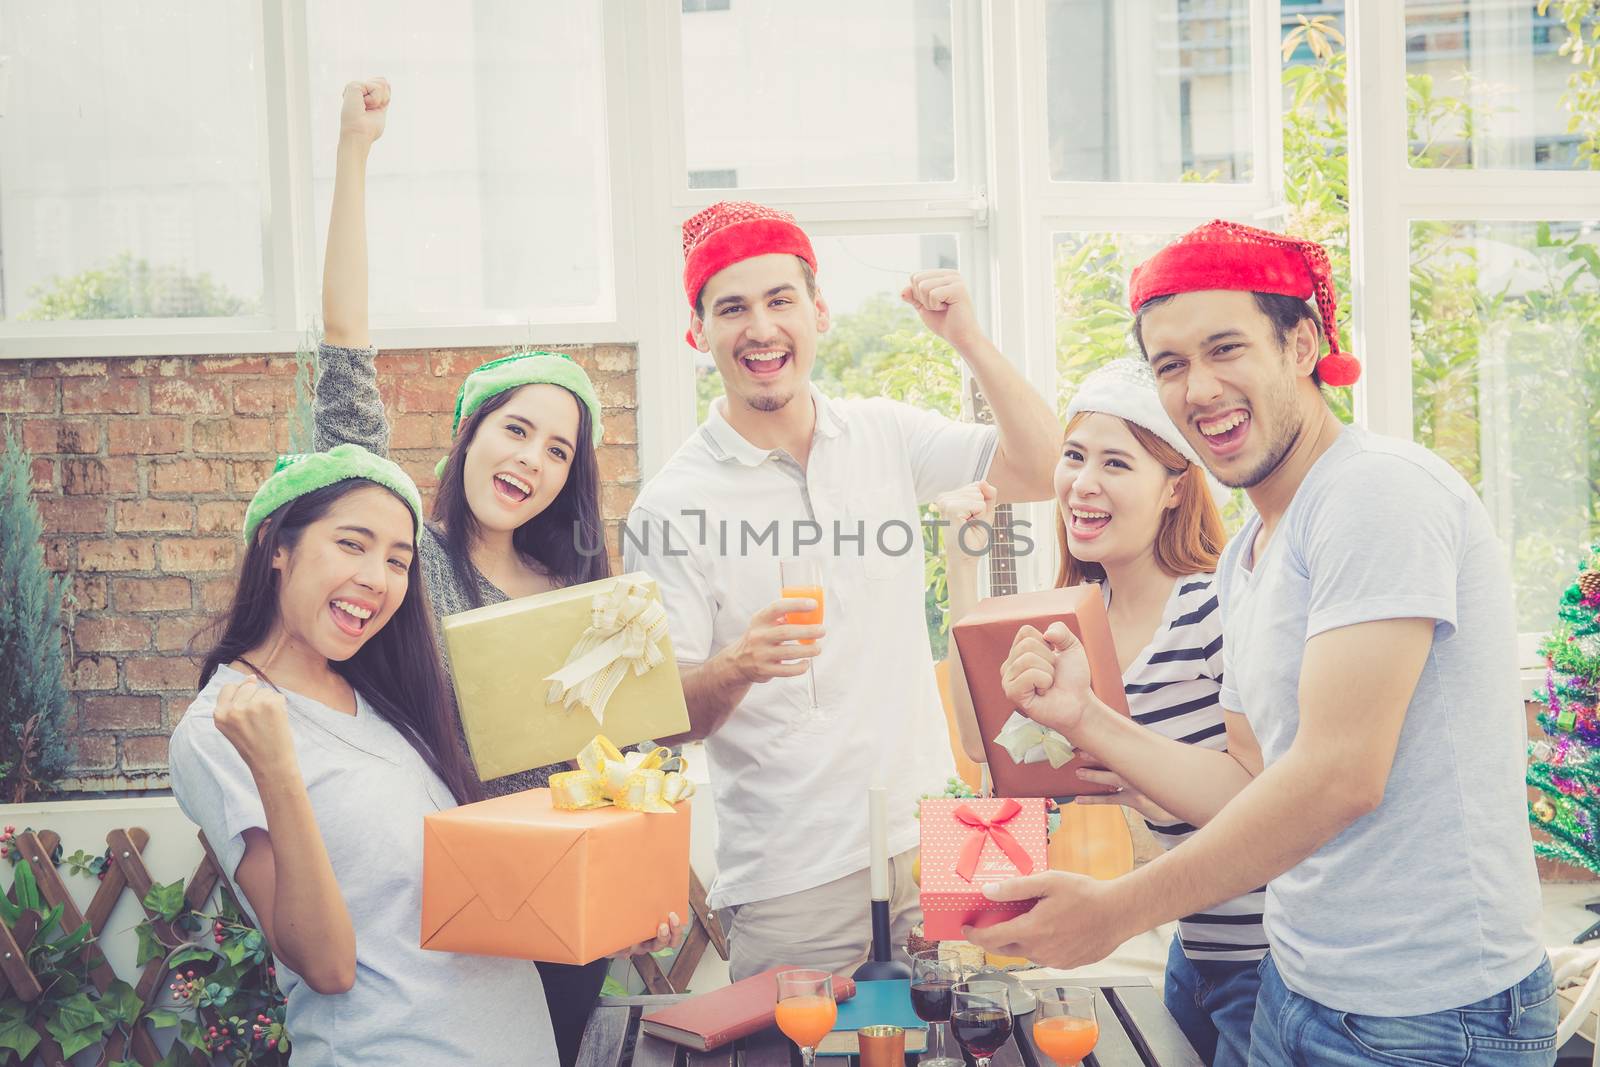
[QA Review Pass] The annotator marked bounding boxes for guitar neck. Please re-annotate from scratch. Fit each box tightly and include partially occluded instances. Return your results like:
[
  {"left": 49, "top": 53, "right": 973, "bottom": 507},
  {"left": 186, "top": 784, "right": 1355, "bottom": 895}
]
[{"left": 968, "top": 377, "right": 1020, "bottom": 598}]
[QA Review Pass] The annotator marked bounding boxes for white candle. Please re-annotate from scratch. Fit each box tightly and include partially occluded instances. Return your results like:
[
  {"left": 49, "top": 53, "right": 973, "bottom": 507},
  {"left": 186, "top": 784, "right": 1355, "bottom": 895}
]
[{"left": 868, "top": 785, "right": 889, "bottom": 901}]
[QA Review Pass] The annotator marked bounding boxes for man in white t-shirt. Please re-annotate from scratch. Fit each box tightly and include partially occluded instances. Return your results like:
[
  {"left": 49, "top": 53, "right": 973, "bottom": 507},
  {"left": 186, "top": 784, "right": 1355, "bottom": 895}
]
[
  {"left": 975, "top": 220, "right": 1552, "bottom": 1065},
  {"left": 626, "top": 201, "right": 1060, "bottom": 979}
]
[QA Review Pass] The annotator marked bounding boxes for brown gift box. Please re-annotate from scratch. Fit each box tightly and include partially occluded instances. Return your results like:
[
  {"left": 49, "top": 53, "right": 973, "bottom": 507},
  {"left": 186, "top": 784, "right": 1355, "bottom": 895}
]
[{"left": 950, "top": 584, "right": 1130, "bottom": 798}]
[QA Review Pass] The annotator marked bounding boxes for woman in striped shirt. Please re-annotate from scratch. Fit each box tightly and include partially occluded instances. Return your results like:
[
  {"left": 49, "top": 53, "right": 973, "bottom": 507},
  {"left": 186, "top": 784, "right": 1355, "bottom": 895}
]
[{"left": 941, "top": 358, "right": 1264, "bottom": 1067}]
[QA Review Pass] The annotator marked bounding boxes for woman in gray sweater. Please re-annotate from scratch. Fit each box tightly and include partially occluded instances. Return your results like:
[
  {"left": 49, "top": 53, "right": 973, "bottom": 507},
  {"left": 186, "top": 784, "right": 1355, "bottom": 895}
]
[{"left": 312, "top": 77, "right": 620, "bottom": 1066}]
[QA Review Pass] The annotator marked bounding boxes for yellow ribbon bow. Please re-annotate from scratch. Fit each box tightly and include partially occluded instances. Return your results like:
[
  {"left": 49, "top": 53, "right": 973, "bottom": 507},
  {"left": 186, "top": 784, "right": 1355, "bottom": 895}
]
[
  {"left": 550, "top": 735, "right": 695, "bottom": 814},
  {"left": 993, "top": 712, "right": 1076, "bottom": 769},
  {"left": 544, "top": 579, "right": 670, "bottom": 726}
]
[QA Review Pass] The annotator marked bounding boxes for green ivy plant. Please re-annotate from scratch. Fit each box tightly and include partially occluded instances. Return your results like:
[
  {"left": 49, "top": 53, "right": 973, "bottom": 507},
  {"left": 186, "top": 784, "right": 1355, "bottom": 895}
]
[{"left": 0, "top": 842, "right": 289, "bottom": 1066}]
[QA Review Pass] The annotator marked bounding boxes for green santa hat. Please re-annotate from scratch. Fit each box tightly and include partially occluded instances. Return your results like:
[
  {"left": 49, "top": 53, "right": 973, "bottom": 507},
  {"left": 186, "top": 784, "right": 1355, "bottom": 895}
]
[
  {"left": 243, "top": 443, "right": 424, "bottom": 544},
  {"left": 436, "top": 350, "right": 604, "bottom": 477}
]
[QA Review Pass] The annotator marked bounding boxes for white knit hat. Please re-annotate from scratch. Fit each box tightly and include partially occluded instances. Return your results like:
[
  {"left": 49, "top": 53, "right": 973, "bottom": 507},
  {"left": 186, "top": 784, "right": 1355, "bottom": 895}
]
[{"left": 1064, "top": 358, "right": 1204, "bottom": 468}]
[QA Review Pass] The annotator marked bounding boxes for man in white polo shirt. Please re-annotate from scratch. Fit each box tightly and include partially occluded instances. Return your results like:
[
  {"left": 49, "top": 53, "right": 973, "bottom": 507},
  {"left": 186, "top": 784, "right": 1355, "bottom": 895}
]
[{"left": 625, "top": 201, "right": 1060, "bottom": 979}]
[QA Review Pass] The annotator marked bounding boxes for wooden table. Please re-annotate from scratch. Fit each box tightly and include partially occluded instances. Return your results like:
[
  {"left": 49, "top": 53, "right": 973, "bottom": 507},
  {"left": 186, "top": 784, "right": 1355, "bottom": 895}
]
[{"left": 577, "top": 976, "right": 1202, "bottom": 1067}]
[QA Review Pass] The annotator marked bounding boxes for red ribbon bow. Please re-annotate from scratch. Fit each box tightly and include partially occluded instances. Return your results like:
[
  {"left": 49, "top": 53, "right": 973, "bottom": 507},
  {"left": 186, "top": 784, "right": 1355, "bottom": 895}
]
[{"left": 952, "top": 800, "right": 1035, "bottom": 883}]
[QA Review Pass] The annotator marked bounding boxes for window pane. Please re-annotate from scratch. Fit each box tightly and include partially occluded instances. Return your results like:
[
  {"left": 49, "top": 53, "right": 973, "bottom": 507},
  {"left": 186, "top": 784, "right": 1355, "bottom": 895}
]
[
  {"left": 307, "top": 2, "right": 613, "bottom": 324},
  {"left": 1052, "top": 232, "right": 1174, "bottom": 408},
  {"left": 1404, "top": 1, "right": 1600, "bottom": 170},
  {"left": 696, "top": 233, "right": 959, "bottom": 422},
  {"left": 1046, "top": 0, "right": 1254, "bottom": 183},
  {"left": 0, "top": 1, "right": 266, "bottom": 321},
  {"left": 1411, "top": 220, "right": 1600, "bottom": 631},
  {"left": 679, "top": 1, "right": 956, "bottom": 188}
]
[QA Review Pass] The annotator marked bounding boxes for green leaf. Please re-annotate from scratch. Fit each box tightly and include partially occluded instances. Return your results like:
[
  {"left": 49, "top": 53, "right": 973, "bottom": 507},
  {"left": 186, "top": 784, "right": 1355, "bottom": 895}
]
[
  {"left": 134, "top": 922, "right": 166, "bottom": 967},
  {"left": 34, "top": 901, "right": 62, "bottom": 943},
  {"left": 157, "top": 1043, "right": 192, "bottom": 1067},
  {"left": 0, "top": 892, "right": 22, "bottom": 928},
  {"left": 49, "top": 991, "right": 102, "bottom": 1034},
  {"left": 0, "top": 1014, "right": 40, "bottom": 1059},
  {"left": 12, "top": 859, "right": 40, "bottom": 912},
  {"left": 178, "top": 1018, "right": 206, "bottom": 1050},
  {"left": 43, "top": 993, "right": 107, "bottom": 1059},
  {"left": 144, "top": 1008, "right": 182, "bottom": 1029},
  {"left": 100, "top": 979, "right": 144, "bottom": 1026},
  {"left": 167, "top": 945, "right": 214, "bottom": 969},
  {"left": 52, "top": 921, "right": 91, "bottom": 958},
  {"left": 143, "top": 879, "right": 186, "bottom": 922}
]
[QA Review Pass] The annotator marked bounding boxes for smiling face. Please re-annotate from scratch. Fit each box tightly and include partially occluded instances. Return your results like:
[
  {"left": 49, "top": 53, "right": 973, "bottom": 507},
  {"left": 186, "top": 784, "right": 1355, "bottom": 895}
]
[
  {"left": 270, "top": 484, "right": 415, "bottom": 662},
  {"left": 1054, "top": 413, "right": 1180, "bottom": 568},
  {"left": 459, "top": 383, "right": 582, "bottom": 534},
  {"left": 1139, "top": 290, "right": 1320, "bottom": 489},
  {"left": 690, "top": 253, "right": 829, "bottom": 416}
]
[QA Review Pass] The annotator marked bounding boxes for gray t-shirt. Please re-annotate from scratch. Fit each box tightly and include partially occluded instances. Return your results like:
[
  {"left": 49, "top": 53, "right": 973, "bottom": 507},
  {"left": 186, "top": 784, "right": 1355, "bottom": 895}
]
[
  {"left": 1217, "top": 427, "right": 1543, "bottom": 1016},
  {"left": 168, "top": 665, "right": 556, "bottom": 1066}
]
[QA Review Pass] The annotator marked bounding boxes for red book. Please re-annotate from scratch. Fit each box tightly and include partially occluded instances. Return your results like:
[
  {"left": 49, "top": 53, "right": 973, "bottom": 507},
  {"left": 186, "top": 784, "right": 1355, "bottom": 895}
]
[{"left": 639, "top": 968, "right": 857, "bottom": 1051}]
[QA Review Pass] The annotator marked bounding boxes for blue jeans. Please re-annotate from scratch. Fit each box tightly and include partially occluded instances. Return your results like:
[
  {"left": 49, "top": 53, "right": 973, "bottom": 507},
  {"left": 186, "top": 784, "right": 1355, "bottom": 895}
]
[
  {"left": 1249, "top": 953, "right": 1557, "bottom": 1067},
  {"left": 1164, "top": 935, "right": 1261, "bottom": 1067}
]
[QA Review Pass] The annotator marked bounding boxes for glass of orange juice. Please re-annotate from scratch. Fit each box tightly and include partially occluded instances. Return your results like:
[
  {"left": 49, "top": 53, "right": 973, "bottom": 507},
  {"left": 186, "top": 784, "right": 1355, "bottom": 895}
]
[
  {"left": 778, "top": 559, "right": 824, "bottom": 712},
  {"left": 1032, "top": 986, "right": 1098, "bottom": 1065},
  {"left": 775, "top": 968, "right": 837, "bottom": 1066}
]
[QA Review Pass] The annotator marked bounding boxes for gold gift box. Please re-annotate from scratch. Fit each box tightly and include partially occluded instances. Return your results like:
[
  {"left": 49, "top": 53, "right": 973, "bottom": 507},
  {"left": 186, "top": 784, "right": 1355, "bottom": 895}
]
[{"left": 441, "top": 573, "right": 692, "bottom": 781}]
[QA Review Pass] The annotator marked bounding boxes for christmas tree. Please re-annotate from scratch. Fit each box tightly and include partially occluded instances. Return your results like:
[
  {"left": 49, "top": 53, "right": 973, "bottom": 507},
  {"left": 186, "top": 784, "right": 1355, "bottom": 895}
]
[{"left": 1527, "top": 544, "right": 1600, "bottom": 874}]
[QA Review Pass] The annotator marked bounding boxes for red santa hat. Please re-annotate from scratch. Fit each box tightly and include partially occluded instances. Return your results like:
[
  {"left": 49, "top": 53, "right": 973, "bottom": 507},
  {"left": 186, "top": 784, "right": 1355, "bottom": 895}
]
[
  {"left": 1127, "top": 219, "right": 1361, "bottom": 387},
  {"left": 681, "top": 201, "right": 817, "bottom": 345}
]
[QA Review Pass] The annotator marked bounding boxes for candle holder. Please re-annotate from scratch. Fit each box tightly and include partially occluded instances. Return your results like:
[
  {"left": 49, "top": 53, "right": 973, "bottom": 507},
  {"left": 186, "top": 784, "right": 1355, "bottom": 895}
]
[{"left": 854, "top": 786, "right": 912, "bottom": 981}]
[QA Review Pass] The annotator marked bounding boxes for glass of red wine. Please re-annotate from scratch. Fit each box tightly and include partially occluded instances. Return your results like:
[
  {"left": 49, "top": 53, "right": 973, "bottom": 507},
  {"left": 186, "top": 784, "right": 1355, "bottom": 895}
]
[
  {"left": 951, "top": 980, "right": 1013, "bottom": 1067},
  {"left": 911, "top": 948, "right": 968, "bottom": 1067}
]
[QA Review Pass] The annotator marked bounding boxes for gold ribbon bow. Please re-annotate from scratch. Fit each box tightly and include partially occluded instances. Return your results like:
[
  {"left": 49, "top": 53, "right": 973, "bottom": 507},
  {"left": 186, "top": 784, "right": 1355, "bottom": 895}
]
[
  {"left": 550, "top": 735, "right": 695, "bottom": 814},
  {"left": 993, "top": 712, "right": 1076, "bottom": 769},
  {"left": 544, "top": 579, "right": 669, "bottom": 726}
]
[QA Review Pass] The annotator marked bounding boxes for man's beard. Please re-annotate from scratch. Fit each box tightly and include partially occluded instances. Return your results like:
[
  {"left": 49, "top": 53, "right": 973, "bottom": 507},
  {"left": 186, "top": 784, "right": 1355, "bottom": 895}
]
[
  {"left": 747, "top": 391, "right": 793, "bottom": 413},
  {"left": 1214, "top": 373, "right": 1304, "bottom": 489}
]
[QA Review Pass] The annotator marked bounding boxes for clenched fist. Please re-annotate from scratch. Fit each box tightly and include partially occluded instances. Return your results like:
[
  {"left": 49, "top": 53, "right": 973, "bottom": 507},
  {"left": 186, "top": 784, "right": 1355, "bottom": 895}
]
[
  {"left": 902, "top": 270, "right": 984, "bottom": 352},
  {"left": 1001, "top": 621, "right": 1096, "bottom": 737},
  {"left": 339, "top": 77, "right": 390, "bottom": 147},
  {"left": 214, "top": 675, "right": 301, "bottom": 783},
  {"left": 933, "top": 479, "right": 997, "bottom": 527}
]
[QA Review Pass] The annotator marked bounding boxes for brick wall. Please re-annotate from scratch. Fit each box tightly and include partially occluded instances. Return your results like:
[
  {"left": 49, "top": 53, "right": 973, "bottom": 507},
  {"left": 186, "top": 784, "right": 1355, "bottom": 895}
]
[{"left": 1, "top": 345, "right": 640, "bottom": 793}]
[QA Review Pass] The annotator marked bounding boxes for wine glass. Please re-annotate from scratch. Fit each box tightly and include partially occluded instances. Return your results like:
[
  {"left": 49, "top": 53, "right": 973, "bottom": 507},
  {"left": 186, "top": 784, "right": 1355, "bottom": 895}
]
[
  {"left": 775, "top": 969, "right": 836, "bottom": 1067},
  {"left": 778, "top": 559, "right": 824, "bottom": 713},
  {"left": 951, "top": 980, "right": 1012, "bottom": 1067},
  {"left": 910, "top": 947, "right": 967, "bottom": 1067},
  {"left": 1032, "top": 986, "right": 1098, "bottom": 1065}
]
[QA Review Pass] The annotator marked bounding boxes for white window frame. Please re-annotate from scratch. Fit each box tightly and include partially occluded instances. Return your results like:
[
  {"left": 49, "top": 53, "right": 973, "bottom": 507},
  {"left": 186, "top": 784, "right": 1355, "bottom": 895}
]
[
  {"left": 989, "top": 0, "right": 1284, "bottom": 592},
  {"left": 0, "top": 0, "right": 640, "bottom": 360},
  {"left": 1348, "top": 1, "right": 1600, "bottom": 668},
  {"left": 625, "top": 0, "right": 995, "bottom": 478}
]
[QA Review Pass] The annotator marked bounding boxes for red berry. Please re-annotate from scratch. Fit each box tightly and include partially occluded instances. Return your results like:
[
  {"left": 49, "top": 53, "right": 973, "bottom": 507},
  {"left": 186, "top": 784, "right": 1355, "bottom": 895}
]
[{"left": 267, "top": 1038, "right": 277, "bottom": 1049}]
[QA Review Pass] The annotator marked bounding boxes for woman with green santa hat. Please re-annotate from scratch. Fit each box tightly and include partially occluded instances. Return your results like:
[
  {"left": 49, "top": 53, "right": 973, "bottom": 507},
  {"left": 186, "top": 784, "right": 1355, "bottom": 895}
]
[{"left": 309, "top": 77, "right": 648, "bottom": 1063}]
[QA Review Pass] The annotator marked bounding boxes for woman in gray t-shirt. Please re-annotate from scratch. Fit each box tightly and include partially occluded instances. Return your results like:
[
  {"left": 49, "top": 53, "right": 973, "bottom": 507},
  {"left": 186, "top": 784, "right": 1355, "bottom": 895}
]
[{"left": 168, "top": 450, "right": 560, "bottom": 1065}]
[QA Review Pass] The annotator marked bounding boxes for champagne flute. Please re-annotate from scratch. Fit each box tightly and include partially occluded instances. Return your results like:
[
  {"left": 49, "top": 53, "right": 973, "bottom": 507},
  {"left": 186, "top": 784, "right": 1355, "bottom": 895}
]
[
  {"left": 910, "top": 947, "right": 967, "bottom": 1067},
  {"left": 778, "top": 559, "right": 824, "bottom": 712},
  {"left": 951, "top": 980, "right": 1012, "bottom": 1067},
  {"left": 1032, "top": 986, "right": 1098, "bottom": 1066},
  {"left": 775, "top": 969, "right": 836, "bottom": 1067}
]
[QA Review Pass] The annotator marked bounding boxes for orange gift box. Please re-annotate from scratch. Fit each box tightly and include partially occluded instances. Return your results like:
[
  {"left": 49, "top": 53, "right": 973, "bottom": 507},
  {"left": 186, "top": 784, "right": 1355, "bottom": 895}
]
[
  {"left": 421, "top": 788, "right": 690, "bottom": 965},
  {"left": 950, "top": 584, "right": 1130, "bottom": 798},
  {"left": 919, "top": 797, "right": 1048, "bottom": 941}
]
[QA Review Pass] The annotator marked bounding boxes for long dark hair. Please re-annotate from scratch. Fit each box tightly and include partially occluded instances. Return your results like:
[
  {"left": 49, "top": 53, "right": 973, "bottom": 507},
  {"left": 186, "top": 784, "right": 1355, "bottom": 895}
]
[
  {"left": 431, "top": 385, "right": 610, "bottom": 608},
  {"left": 199, "top": 481, "right": 482, "bottom": 805}
]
